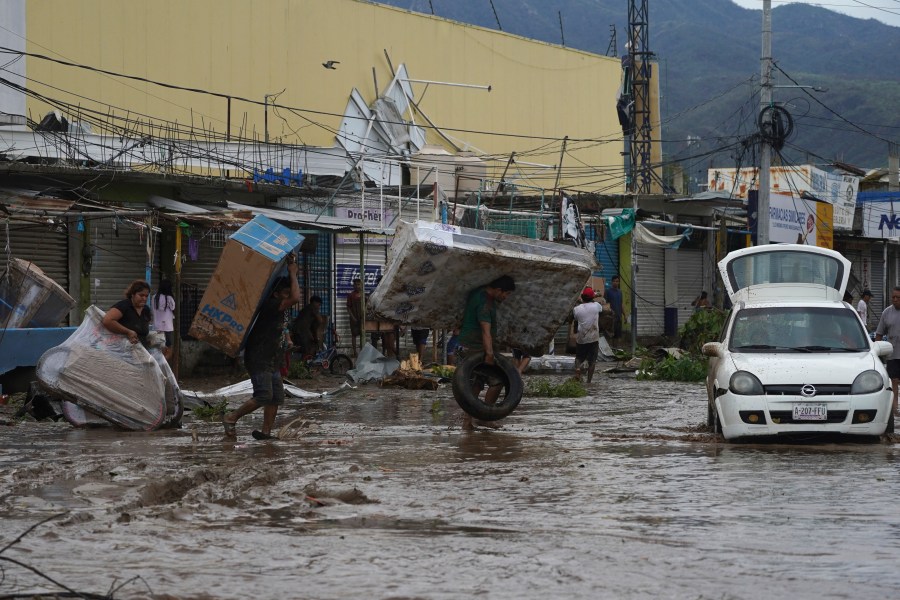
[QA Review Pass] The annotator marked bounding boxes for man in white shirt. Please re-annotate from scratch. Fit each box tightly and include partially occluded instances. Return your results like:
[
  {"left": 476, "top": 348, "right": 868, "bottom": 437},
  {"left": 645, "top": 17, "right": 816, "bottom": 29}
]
[
  {"left": 875, "top": 287, "right": 900, "bottom": 420},
  {"left": 857, "top": 289, "right": 872, "bottom": 327},
  {"left": 572, "top": 286, "right": 603, "bottom": 383}
]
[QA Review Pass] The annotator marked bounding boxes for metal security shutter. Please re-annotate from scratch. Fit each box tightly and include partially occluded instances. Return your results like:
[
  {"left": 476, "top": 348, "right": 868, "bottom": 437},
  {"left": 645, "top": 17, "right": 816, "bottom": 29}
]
[
  {"left": 178, "top": 229, "right": 226, "bottom": 339},
  {"left": 676, "top": 248, "right": 705, "bottom": 328},
  {"left": 870, "top": 246, "right": 885, "bottom": 319},
  {"left": 0, "top": 218, "right": 72, "bottom": 325},
  {"left": 634, "top": 242, "right": 665, "bottom": 336},
  {"left": 89, "top": 218, "right": 151, "bottom": 311},
  {"left": 1, "top": 218, "right": 70, "bottom": 290},
  {"left": 334, "top": 236, "right": 390, "bottom": 353},
  {"left": 179, "top": 230, "right": 224, "bottom": 289}
]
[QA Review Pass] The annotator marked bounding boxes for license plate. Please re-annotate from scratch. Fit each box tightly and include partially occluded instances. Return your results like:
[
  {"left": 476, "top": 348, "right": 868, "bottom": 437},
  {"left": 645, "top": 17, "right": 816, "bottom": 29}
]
[{"left": 793, "top": 403, "right": 827, "bottom": 421}]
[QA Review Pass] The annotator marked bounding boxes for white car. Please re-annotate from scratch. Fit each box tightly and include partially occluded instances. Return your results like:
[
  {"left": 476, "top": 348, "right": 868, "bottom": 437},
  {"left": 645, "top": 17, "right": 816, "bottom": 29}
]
[{"left": 702, "top": 244, "right": 894, "bottom": 440}]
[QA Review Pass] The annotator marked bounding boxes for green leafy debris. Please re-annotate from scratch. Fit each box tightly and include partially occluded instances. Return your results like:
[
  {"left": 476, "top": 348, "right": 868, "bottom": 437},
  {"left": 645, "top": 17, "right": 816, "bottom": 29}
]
[
  {"left": 191, "top": 398, "right": 228, "bottom": 421},
  {"left": 526, "top": 377, "right": 588, "bottom": 398}
]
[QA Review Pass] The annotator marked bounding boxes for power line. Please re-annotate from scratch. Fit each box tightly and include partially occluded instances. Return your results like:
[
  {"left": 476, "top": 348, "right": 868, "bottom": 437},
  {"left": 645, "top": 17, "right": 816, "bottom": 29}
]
[{"left": 772, "top": 62, "right": 896, "bottom": 145}]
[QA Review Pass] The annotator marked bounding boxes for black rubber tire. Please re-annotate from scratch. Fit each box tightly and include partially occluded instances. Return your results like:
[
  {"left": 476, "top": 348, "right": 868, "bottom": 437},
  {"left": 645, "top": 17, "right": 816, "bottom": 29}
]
[
  {"left": 330, "top": 354, "right": 353, "bottom": 376},
  {"left": 707, "top": 400, "right": 722, "bottom": 433},
  {"left": 887, "top": 412, "right": 895, "bottom": 435},
  {"left": 451, "top": 352, "right": 524, "bottom": 421}
]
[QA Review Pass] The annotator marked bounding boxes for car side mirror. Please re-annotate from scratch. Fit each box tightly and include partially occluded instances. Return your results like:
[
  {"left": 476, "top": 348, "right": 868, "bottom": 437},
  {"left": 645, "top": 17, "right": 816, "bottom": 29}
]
[
  {"left": 701, "top": 342, "right": 723, "bottom": 358},
  {"left": 874, "top": 340, "right": 893, "bottom": 358}
]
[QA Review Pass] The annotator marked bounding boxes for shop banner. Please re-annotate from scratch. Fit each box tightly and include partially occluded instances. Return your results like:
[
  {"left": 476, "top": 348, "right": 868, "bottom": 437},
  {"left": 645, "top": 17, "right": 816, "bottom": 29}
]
[
  {"left": 860, "top": 193, "right": 900, "bottom": 239},
  {"left": 335, "top": 207, "right": 396, "bottom": 245},
  {"left": 709, "top": 165, "right": 856, "bottom": 231},
  {"left": 749, "top": 192, "right": 833, "bottom": 248},
  {"left": 336, "top": 263, "right": 383, "bottom": 297}
]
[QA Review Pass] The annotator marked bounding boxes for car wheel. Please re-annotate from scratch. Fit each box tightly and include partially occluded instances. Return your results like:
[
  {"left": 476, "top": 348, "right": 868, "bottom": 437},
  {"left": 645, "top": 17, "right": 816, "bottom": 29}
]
[
  {"left": 887, "top": 412, "right": 895, "bottom": 434},
  {"left": 451, "top": 352, "right": 523, "bottom": 421},
  {"left": 329, "top": 354, "right": 353, "bottom": 376},
  {"left": 707, "top": 400, "right": 722, "bottom": 433}
]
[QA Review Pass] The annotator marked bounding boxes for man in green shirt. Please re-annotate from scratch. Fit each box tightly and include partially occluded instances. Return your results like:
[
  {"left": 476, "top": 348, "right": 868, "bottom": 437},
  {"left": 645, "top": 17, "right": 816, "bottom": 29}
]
[{"left": 458, "top": 275, "right": 516, "bottom": 428}]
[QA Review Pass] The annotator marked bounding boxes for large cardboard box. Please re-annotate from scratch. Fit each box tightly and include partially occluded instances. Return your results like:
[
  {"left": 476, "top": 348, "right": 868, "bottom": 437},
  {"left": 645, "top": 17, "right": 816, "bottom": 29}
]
[{"left": 189, "top": 215, "right": 303, "bottom": 357}]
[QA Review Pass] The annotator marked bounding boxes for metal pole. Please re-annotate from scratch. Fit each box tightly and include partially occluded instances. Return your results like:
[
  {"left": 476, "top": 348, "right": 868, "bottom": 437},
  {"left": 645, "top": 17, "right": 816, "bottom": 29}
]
[
  {"left": 757, "top": 0, "right": 773, "bottom": 245},
  {"left": 554, "top": 137, "right": 568, "bottom": 193},
  {"left": 226, "top": 96, "right": 232, "bottom": 179},
  {"left": 889, "top": 142, "right": 899, "bottom": 192},
  {"left": 173, "top": 225, "right": 182, "bottom": 378},
  {"left": 884, "top": 242, "right": 889, "bottom": 312},
  {"left": 630, "top": 196, "right": 638, "bottom": 354},
  {"left": 359, "top": 232, "right": 366, "bottom": 354},
  {"left": 400, "top": 78, "right": 491, "bottom": 92}
]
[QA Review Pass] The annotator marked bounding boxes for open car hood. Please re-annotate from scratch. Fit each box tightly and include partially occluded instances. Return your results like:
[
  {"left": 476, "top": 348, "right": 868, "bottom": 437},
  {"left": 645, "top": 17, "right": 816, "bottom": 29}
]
[{"left": 718, "top": 244, "right": 850, "bottom": 303}]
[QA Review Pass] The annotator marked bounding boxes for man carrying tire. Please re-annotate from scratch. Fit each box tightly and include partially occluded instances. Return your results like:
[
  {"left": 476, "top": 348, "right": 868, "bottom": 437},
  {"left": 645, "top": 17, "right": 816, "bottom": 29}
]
[{"left": 458, "top": 275, "right": 516, "bottom": 429}]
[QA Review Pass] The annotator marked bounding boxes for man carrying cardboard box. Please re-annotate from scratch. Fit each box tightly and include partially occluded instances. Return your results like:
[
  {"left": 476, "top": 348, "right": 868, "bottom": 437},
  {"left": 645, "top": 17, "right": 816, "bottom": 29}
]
[{"left": 222, "top": 255, "right": 300, "bottom": 440}]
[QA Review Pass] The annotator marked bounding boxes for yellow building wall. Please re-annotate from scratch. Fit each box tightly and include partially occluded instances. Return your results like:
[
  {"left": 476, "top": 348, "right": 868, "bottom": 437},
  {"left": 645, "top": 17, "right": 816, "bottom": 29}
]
[{"left": 25, "top": 0, "right": 624, "bottom": 192}]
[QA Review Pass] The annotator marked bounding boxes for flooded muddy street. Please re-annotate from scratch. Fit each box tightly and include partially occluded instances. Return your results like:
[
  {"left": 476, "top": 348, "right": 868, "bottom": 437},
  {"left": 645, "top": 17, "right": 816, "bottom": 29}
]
[{"left": 1, "top": 372, "right": 899, "bottom": 599}]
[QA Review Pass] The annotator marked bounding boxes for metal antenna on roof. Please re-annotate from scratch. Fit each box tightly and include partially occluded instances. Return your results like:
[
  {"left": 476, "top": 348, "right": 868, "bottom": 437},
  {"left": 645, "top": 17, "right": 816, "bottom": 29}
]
[
  {"left": 488, "top": 0, "right": 502, "bottom": 31},
  {"left": 558, "top": 11, "right": 565, "bottom": 47}
]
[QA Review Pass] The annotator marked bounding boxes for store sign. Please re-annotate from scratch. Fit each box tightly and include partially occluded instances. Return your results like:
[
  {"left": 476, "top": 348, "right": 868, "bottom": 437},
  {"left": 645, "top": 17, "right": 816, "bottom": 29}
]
[
  {"left": 749, "top": 192, "right": 833, "bottom": 248},
  {"left": 709, "top": 165, "right": 856, "bottom": 231},
  {"left": 335, "top": 207, "right": 396, "bottom": 245},
  {"left": 336, "top": 263, "right": 382, "bottom": 296},
  {"left": 810, "top": 169, "right": 857, "bottom": 231},
  {"left": 861, "top": 201, "right": 900, "bottom": 239}
]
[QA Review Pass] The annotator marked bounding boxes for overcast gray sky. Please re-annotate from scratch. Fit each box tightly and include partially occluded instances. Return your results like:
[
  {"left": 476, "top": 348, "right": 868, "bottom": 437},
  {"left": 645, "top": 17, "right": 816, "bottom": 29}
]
[{"left": 730, "top": 0, "right": 900, "bottom": 27}]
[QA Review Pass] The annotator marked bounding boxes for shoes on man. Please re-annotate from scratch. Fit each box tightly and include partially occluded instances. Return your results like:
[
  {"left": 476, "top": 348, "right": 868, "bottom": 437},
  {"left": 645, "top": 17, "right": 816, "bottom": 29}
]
[{"left": 252, "top": 430, "right": 276, "bottom": 440}]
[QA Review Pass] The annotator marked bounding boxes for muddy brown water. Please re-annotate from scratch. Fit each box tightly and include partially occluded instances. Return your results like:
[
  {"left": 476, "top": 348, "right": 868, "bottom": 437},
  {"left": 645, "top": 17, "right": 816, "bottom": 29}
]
[{"left": 1, "top": 372, "right": 899, "bottom": 599}]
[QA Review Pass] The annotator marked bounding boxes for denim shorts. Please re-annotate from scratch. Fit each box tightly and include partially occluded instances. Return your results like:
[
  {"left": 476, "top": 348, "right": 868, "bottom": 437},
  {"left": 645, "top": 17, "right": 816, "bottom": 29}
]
[
  {"left": 250, "top": 370, "right": 285, "bottom": 406},
  {"left": 887, "top": 359, "right": 900, "bottom": 380}
]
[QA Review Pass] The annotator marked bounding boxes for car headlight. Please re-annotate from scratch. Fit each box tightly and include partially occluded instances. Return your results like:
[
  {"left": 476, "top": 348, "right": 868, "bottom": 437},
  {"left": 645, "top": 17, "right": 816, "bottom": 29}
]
[
  {"left": 851, "top": 370, "right": 885, "bottom": 395},
  {"left": 729, "top": 371, "right": 764, "bottom": 395}
]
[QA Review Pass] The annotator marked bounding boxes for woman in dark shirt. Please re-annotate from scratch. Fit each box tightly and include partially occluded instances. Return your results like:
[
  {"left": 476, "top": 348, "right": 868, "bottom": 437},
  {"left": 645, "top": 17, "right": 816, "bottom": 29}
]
[{"left": 102, "top": 279, "right": 152, "bottom": 345}]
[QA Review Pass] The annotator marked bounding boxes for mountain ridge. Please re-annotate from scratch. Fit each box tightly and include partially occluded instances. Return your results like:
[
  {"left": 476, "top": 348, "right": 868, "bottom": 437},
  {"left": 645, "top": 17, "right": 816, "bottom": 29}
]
[{"left": 376, "top": 0, "right": 900, "bottom": 169}]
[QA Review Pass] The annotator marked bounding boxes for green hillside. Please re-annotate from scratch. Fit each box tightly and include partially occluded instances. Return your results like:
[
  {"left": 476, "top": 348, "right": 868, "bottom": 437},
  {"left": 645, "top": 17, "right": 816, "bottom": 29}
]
[{"left": 379, "top": 0, "right": 900, "bottom": 169}]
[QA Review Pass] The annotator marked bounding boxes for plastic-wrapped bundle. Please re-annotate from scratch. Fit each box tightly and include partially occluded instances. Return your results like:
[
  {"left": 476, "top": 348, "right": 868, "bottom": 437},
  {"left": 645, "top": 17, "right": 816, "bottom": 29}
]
[
  {"left": 37, "top": 306, "right": 174, "bottom": 431},
  {"left": 61, "top": 401, "right": 108, "bottom": 427},
  {"left": 149, "top": 340, "right": 184, "bottom": 427}
]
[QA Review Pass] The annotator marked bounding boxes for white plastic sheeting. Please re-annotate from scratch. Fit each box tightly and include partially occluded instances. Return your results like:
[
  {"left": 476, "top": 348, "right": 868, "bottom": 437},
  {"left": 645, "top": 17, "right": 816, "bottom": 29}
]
[
  {"left": 345, "top": 343, "right": 400, "bottom": 383},
  {"left": 181, "top": 379, "right": 355, "bottom": 410},
  {"left": 36, "top": 306, "right": 182, "bottom": 431}
]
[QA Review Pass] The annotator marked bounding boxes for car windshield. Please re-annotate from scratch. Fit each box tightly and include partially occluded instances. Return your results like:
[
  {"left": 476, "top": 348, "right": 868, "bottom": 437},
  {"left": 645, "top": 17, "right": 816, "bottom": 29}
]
[{"left": 728, "top": 306, "right": 869, "bottom": 352}]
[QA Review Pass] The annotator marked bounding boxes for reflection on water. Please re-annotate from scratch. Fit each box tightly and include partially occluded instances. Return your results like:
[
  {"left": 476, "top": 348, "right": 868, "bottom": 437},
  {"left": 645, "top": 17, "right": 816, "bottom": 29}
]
[{"left": 0, "top": 375, "right": 897, "bottom": 599}]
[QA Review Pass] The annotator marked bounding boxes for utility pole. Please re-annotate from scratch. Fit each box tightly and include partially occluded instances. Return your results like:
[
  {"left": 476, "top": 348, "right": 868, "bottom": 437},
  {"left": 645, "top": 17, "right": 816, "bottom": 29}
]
[
  {"left": 628, "top": 0, "right": 652, "bottom": 196},
  {"left": 889, "top": 142, "right": 899, "bottom": 193},
  {"left": 757, "top": 0, "right": 773, "bottom": 245},
  {"left": 627, "top": 0, "right": 650, "bottom": 354}
]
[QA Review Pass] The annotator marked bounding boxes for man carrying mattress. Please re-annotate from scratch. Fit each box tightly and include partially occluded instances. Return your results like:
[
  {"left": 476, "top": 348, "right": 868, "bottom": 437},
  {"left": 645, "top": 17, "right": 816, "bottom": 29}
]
[{"left": 457, "top": 275, "right": 516, "bottom": 429}]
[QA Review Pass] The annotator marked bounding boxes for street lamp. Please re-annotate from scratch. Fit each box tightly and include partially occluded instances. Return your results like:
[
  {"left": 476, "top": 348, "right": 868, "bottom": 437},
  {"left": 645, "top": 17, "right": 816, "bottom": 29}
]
[{"left": 773, "top": 85, "right": 828, "bottom": 93}]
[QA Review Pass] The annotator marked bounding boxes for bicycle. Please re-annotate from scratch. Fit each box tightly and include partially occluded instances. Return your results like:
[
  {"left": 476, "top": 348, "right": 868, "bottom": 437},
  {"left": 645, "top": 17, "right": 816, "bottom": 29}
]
[{"left": 296, "top": 321, "right": 353, "bottom": 376}]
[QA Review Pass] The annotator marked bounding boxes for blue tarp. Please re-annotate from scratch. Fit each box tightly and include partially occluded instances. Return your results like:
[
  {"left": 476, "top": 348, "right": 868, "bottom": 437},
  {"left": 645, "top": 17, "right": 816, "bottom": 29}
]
[{"left": 0, "top": 327, "right": 77, "bottom": 375}]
